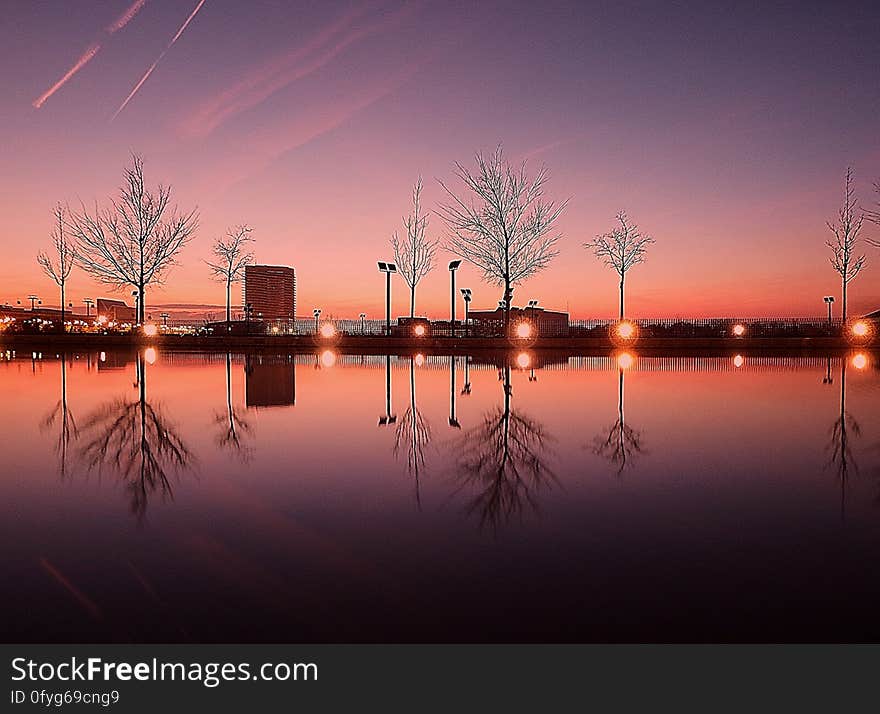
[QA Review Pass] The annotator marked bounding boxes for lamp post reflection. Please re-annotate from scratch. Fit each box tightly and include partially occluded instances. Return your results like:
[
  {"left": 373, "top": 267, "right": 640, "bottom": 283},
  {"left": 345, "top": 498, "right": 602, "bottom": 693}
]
[
  {"left": 592, "top": 352, "right": 644, "bottom": 475},
  {"left": 449, "top": 355, "right": 460, "bottom": 428},
  {"left": 378, "top": 355, "right": 396, "bottom": 426}
]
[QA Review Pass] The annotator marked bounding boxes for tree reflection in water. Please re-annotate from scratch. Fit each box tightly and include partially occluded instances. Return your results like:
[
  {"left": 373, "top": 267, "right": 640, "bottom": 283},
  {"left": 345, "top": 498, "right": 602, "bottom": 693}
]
[
  {"left": 451, "top": 362, "right": 556, "bottom": 531},
  {"left": 393, "top": 356, "right": 432, "bottom": 507},
  {"left": 827, "top": 357, "right": 861, "bottom": 518},
  {"left": 40, "top": 355, "right": 78, "bottom": 480},
  {"left": 211, "top": 353, "right": 252, "bottom": 460},
  {"left": 592, "top": 354, "right": 643, "bottom": 475},
  {"left": 79, "top": 351, "right": 192, "bottom": 520}
]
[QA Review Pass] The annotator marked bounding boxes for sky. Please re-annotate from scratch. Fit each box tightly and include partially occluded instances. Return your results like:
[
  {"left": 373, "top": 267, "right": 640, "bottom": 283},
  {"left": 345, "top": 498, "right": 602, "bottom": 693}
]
[{"left": 1, "top": 0, "right": 879, "bottom": 319}]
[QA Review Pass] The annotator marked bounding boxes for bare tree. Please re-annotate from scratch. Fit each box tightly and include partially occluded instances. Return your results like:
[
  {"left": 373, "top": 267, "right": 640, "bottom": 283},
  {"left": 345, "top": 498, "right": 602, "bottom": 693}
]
[
  {"left": 68, "top": 155, "right": 198, "bottom": 323},
  {"left": 585, "top": 211, "right": 654, "bottom": 320},
  {"left": 826, "top": 168, "right": 866, "bottom": 321},
  {"left": 37, "top": 206, "right": 77, "bottom": 332},
  {"left": 437, "top": 145, "right": 567, "bottom": 332},
  {"left": 391, "top": 178, "right": 438, "bottom": 317},
  {"left": 864, "top": 178, "right": 880, "bottom": 248},
  {"left": 206, "top": 225, "right": 254, "bottom": 324}
]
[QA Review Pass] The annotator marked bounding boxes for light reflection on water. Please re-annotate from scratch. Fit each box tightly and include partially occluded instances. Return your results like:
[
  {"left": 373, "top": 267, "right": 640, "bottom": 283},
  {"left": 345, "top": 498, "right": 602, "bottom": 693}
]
[{"left": 0, "top": 348, "right": 878, "bottom": 642}]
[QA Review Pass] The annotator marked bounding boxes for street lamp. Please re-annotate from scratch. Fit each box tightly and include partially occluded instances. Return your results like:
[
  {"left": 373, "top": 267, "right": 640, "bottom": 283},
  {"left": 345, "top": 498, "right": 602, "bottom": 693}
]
[
  {"left": 359, "top": 312, "right": 366, "bottom": 334},
  {"left": 448, "top": 260, "right": 461, "bottom": 331},
  {"left": 377, "top": 261, "right": 397, "bottom": 335},
  {"left": 460, "top": 288, "right": 472, "bottom": 337},
  {"left": 313, "top": 308, "right": 321, "bottom": 334},
  {"left": 83, "top": 298, "right": 94, "bottom": 317},
  {"left": 244, "top": 303, "right": 254, "bottom": 335},
  {"left": 823, "top": 296, "right": 835, "bottom": 324},
  {"left": 27, "top": 295, "right": 41, "bottom": 311},
  {"left": 160, "top": 312, "right": 170, "bottom": 328}
]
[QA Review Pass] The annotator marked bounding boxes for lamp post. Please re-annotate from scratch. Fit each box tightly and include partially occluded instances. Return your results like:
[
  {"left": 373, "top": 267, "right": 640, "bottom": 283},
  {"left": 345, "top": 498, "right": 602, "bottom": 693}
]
[
  {"left": 448, "top": 260, "right": 461, "bottom": 332},
  {"left": 460, "top": 288, "right": 472, "bottom": 337},
  {"left": 244, "top": 303, "right": 253, "bottom": 335},
  {"left": 377, "top": 261, "right": 397, "bottom": 335},
  {"left": 824, "top": 296, "right": 835, "bottom": 324},
  {"left": 83, "top": 298, "right": 94, "bottom": 317},
  {"left": 27, "top": 295, "right": 41, "bottom": 311},
  {"left": 359, "top": 312, "right": 366, "bottom": 334},
  {"left": 313, "top": 308, "right": 321, "bottom": 334},
  {"left": 160, "top": 312, "right": 170, "bottom": 328}
]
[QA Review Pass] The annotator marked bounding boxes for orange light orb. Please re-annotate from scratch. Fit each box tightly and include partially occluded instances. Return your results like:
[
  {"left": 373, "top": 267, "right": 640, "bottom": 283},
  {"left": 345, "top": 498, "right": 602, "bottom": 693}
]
[
  {"left": 142, "top": 323, "right": 158, "bottom": 337},
  {"left": 144, "top": 347, "right": 157, "bottom": 365},
  {"left": 320, "top": 349, "right": 336, "bottom": 368},
  {"left": 516, "top": 351, "right": 531, "bottom": 369},
  {"left": 852, "top": 321, "right": 869, "bottom": 338},
  {"left": 616, "top": 352, "right": 634, "bottom": 370},
  {"left": 414, "top": 324, "right": 426, "bottom": 337},
  {"left": 515, "top": 321, "right": 533, "bottom": 339},
  {"left": 616, "top": 321, "right": 636, "bottom": 339},
  {"left": 732, "top": 324, "right": 745, "bottom": 337},
  {"left": 733, "top": 354, "right": 744, "bottom": 368},
  {"left": 414, "top": 353, "right": 425, "bottom": 367},
  {"left": 319, "top": 322, "right": 337, "bottom": 339},
  {"left": 852, "top": 353, "right": 868, "bottom": 370}
]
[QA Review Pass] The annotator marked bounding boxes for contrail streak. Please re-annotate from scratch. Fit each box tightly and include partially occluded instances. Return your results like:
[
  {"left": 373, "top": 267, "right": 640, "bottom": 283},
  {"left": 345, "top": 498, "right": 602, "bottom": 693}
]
[
  {"left": 112, "top": 0, "right": 208, "bottom": 121},
  {"left": 107, "top": 0, "right": 149, "bottom": 34},
  {"left": 32, "top": 43, "right": 102, "bottom": 108}
]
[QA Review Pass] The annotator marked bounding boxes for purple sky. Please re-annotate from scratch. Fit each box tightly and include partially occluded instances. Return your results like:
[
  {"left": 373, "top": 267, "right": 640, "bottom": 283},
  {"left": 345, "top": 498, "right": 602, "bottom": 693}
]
[{"left": 2, "top": 0, "right": 879, "bottom": 318}]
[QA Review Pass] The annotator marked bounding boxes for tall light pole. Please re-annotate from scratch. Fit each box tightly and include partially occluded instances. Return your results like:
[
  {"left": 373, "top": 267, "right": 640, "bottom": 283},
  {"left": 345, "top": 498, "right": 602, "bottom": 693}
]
[
  {"left": 83, "top": 298, "right": 94, "bottom": 317},
  {"left": 359, "top": 312, "right": 366, "bottom": 334},
  {"left": 824, "top": 296, "right": 835, "bottom": 324},
  {"left": 448, "top": 260, "right": 461, "bottom": 331},
  {"left": 377, "top": 262, "right": 397, "bottom": 336},
  {"left": 27, "top": 295, "right": 41, "bottom": 311},
  {"left": 460, "top": 288, "right": 472, "bottom": 337},
  {"left": 160, "top": 312, "right": 170, "bottom": 328},
  {"left": 313, "top": 308, "right": 321, "bottom": 334}
]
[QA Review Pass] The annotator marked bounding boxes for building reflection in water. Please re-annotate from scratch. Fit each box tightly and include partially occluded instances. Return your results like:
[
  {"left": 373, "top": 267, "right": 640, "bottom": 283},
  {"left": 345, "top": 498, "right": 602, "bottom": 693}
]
[
  {"left": 245, "top": 354, "right": 296, "bottom": 408},
  {"left": 78, "top": 350, "right": 193, "bottom": 521},
  {"left": 592, "top": 351, "right": 644, "bottom": 475},
  {"left": 449, "top": 356, "right": 556, "bottom": 531}
]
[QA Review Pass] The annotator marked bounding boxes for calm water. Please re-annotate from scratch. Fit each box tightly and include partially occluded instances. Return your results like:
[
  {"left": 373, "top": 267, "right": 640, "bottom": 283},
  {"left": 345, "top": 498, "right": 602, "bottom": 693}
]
[{"left": 1, "top": 348, "right": 879, "bottom": 642}]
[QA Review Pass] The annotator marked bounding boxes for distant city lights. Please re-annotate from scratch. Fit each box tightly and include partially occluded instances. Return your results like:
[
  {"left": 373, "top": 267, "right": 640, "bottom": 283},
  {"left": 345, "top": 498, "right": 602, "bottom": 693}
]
[{"left": 732, "top": 324, "right": 746, "bottom": 337}]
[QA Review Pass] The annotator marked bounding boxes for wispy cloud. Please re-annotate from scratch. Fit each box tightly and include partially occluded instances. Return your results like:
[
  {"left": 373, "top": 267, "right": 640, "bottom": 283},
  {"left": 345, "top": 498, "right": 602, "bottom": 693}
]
[
  {"left": 32, "top": 43, "right": 102, "bottom": 109},
  {"left": 107, "top": 0, "right": 149, "bottom": 34},
  {"left": 112, "top": 0, "right": 209, "bottom": 121},
  {"left": 180, "top": 1, "right": 417, "bottom": 137}
]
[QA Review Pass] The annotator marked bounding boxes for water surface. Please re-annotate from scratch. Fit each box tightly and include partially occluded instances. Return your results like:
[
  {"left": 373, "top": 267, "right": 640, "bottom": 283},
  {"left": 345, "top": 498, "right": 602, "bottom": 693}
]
[{"left": 1, "top": 349, "right": 879, "bottom": 642}]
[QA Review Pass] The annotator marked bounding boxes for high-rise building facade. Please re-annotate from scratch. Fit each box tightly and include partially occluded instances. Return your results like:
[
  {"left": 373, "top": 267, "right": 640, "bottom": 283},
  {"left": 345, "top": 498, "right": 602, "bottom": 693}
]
[{"left": 244, "top": 265, "right": 296, "bottom": 321}]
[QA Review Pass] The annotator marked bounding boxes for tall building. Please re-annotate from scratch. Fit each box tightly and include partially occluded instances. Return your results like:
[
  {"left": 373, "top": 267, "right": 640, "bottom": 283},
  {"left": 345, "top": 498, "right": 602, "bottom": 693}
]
[{"left": 244, "top": 265, "right": 296, "bottom": 321}]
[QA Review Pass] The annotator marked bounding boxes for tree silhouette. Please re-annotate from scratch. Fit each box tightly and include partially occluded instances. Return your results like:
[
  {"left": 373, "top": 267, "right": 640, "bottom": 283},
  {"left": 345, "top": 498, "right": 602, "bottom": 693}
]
[
  {"left": 391, "top": 178, "right": 438, "bottom": 317},
  {"left": 592, "top": 364, "right": 644, "bottom": 475},
  {"left": 206, "top": 225, "right": 254, "bottom": 325},
  {"left": 79, "top": 353, "right": 192, "bottom": 520},
  {"left": 584, "top": 211, "right": 654, "bottom": 320},
  {"left": 826, "top": 358, "right": 862, "bottom": 519},
  {"left": 68, "top": 155, "right": 198, "bottom": 323},
  {"left": 36, "top": 206, "right": 77, "bottom": 332},
  {"left": 393, "top": 356, "right": 432, "bottom": 507},
  {"left": 450, "top": 363, "right": 556, "bottom": 530},
  {"left": 826, "top": 168, "right": 866, "bottom": 321},
  {"left": 863, "top": 178, "right": 880, "bottom": 248},
  {"left": 438, "top": 145, "right": 567, "bottom": 332}
]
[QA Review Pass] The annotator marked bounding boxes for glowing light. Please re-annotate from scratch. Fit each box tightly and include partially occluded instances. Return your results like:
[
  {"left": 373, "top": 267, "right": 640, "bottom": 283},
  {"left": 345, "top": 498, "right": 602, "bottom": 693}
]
[
  {"left": 616, "top": 352, "right": 634, "bottom": 370},
  {"left": 271, "top": 325, "right": 280, "bottom": 334},
  {"left": 732, "top": 324, "right": 745, "bottom": 337},
  {"left": 852, "top": 353, "right": 868, "bottom": 370},
  {"left": 852, "top": 321, "right": 869, "bottom": 338},
  {"left": 733, "top": 354, "right": 744, "bottom": 368},
  {"left": 142, "top": 323, "right": 158, "bottom": 337},
  {"left": 516, "top": 352, "right": 531, "bottom": 369},
  {"left": 99, "top": 351, "right": 106, "bottom": 362},
  {"left": 414, "top": 353, "right": 425, "bottom": 367},
  {"left": 414, "top": 324, "right": 426, "bottom": 337},
  {"left": 319, "top": 322, "right": 337, "bottom": 338},
  {"left": 96, "top": 316, "right": 107, "bottom": 325},
  {"left": 616, "top": 321, "right": 636, "bottom": 339},
  {"left": 320, "top": 349, "right": 336, "bottom": 368},
  {"left": 515, "top": 321, "right": 533, "bottom": 339},
  {"left": 144, "top": 347, "right": 157, "bottom": 365}
]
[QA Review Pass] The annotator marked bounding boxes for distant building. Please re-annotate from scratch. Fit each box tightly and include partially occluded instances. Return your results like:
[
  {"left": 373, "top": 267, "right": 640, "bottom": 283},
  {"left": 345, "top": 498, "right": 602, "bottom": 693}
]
[
  {"left": 96, "top": 298, "right": 136, "bottom": 324},
  {"left": 467, "top": 306, "right": 569, "bottom": 337},
  {"left": 244, "top": 265, "right": 296, "bottom": 321}
]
